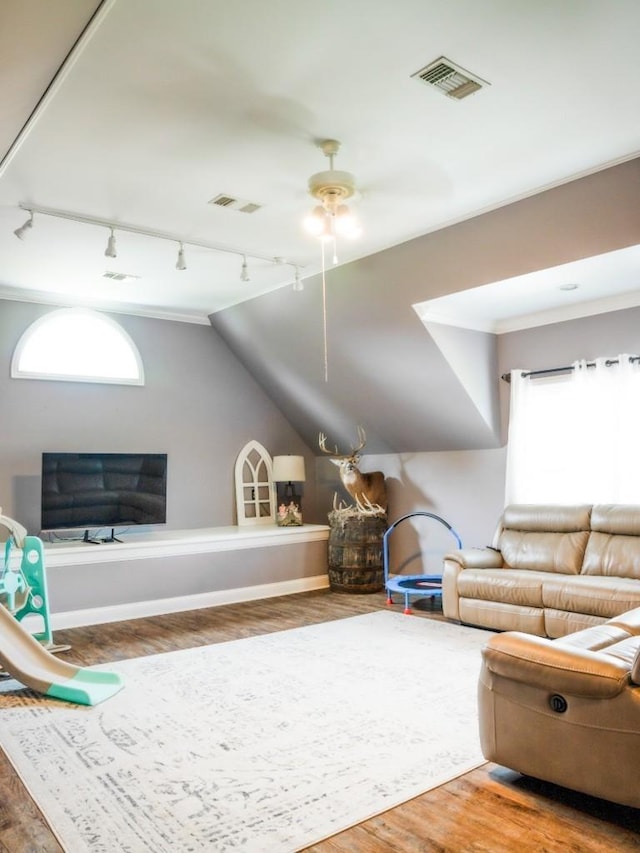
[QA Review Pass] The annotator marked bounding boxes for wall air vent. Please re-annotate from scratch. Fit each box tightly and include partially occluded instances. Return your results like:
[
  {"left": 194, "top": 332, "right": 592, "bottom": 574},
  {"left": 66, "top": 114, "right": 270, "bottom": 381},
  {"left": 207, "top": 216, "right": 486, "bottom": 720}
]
[
  {"left": 103, "top": 271, "right": 140, "bottom": 282},
  {"left": 208, "top": 194, "right": 262, "bottom": 213},
  {"left": 411, "top": 57, "right": 489, "bottom": 100}
]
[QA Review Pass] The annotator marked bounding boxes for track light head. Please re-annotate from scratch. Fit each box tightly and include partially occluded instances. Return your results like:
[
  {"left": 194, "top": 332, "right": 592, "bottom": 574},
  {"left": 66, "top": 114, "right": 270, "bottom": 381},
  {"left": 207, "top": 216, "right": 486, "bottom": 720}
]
[
  {"left": 240, "top": 256, "right": 250, "bottom": 282},
  {"left": 104, "top": 227, "right": 117, "bottom": 258},
  {"left": 176, "top": 242, "right": 187, "bottom": 271},
  {"left": 14, "top": 211, "right": 33, "bottom": 240}
]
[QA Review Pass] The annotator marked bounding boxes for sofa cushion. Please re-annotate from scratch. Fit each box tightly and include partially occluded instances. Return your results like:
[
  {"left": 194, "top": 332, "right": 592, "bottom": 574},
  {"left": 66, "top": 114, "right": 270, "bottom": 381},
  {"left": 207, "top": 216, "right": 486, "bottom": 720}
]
[
  {"left": 500, "top": 530, "right": 589, "bottom": 575},
  {"left": 457, "top": 569, "right": 547, "bottom": 607},
  {"left": 544, "top": 609, "right": 607, "bottom": 639},
  {"left": 499, "top": 504, "right": 591, "bottom": 574},
  {"left": 580, "top": 506, "right": 640, "bottom": 579},
  {"left": 591, "top": 504, "right": 640, "bottom": 536},
  {"left": 608, "top": 608, "right": 640, "bottom": 633},
  {"left": 542, "top": 576, "right": 640, "bottom": 619},
  {"left": 502, "top": 504, "right": 592, "bottom": 532},
  {"left": 599, "top": 636, "right": 640, "bottom": 668},
  {"left": 581, "top": 531, "right": 640, "bottom": 579},
  {"left": 554, "top": 623, "right": 633, "bottom": 652},
  {"left": 459, "top": 598, "right": 546, "bottom": 635}
]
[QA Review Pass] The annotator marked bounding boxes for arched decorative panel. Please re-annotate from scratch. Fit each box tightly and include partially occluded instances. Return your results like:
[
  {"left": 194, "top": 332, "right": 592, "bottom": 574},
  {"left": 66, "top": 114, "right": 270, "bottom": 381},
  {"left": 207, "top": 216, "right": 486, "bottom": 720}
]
[{"left": 234, "top": 440, "right": 275, "bottom": 526}]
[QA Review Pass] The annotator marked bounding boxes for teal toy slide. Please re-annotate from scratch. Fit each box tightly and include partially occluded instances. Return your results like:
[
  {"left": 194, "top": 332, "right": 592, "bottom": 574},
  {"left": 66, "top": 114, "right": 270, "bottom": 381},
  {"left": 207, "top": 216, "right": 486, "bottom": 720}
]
[
  {"left": 0, "top": 509, "right": 123, "bottom": 705},
  {"left": 0, "top": 602, "right": 123, "bottom": 705}
]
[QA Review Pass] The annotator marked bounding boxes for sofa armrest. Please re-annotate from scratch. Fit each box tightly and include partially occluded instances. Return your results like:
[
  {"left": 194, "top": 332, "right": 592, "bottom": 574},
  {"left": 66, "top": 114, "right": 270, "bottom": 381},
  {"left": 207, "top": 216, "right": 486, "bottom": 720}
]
[
  {"left": 482, "top": 632, "right": 630, "bottom": 699},
  {"left": 442, "top": 548, "right": 503, "bottom": 621},
  {"left": 443, "top": 548, "right": 503, "bottom": 569}
]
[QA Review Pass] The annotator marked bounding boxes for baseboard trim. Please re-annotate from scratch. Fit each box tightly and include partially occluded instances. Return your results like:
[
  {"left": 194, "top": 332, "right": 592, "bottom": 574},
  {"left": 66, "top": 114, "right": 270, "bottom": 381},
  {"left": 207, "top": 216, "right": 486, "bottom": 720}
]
[{"left": 50, "top": 574, "right": 330, "bottom": 630}]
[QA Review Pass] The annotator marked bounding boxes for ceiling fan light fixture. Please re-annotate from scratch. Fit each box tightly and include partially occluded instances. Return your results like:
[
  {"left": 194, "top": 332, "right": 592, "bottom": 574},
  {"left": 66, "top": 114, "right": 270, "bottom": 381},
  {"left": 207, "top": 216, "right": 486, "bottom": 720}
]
[
  {"left": 304, "top": 140, "right": 361, "bottom": 242},
  {"left": 303, "top": 205, "right": 329, "bottom": 236},
  {"left": 334, "top": 203, "right": 361, "bottom": 238}
]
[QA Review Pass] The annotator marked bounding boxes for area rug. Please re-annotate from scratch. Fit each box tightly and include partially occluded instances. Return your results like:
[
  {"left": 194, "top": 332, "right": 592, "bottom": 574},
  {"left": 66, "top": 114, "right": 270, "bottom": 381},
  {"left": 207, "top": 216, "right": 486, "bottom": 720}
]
[{"left": 0, "top": 611, "right": 492, "bottom": 852}]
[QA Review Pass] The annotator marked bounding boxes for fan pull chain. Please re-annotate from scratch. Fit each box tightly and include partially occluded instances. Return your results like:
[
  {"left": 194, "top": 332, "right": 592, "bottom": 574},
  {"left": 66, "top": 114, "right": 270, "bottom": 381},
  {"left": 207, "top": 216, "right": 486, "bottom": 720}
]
[
  {"left": 322, "top": 240, "right": 329, "bottom": 383},
  {"left": 331, "top": 215, "right": 338, "bottom": 265}
]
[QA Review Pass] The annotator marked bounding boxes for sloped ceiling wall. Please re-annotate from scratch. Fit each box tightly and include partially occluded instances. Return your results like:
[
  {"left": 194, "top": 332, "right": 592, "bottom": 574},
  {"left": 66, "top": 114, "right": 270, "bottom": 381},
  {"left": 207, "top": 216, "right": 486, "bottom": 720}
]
[
  {"left": 0, "top": 1, "right": 102, "bottom": 160},
  {"left": 210, "top": 159, "right": 640, "bottom": 454}
]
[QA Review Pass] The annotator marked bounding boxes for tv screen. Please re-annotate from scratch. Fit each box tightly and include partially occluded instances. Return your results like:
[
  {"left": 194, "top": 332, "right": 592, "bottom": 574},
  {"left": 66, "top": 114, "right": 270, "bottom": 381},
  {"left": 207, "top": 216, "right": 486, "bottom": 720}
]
[{"left": 41, "top": 452, "right": 167, "bottom": 533}]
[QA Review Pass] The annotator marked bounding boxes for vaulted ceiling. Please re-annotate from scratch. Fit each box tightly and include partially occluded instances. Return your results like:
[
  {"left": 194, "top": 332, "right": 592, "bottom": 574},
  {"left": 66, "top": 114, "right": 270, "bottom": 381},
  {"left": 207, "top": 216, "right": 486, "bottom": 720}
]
[
  {"left": 2, "top": 1, "right": 639, "bottom": 455},
  {"left": 1, "top": 0, "right": 639, "bottom": 324}
]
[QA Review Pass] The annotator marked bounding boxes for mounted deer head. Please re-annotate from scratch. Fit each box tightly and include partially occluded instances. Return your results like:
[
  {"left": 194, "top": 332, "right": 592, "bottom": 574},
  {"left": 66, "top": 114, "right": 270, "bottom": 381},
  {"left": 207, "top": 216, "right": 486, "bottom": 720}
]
[{"left": 319, "top": 426, "right": 387, "bottom": 513}]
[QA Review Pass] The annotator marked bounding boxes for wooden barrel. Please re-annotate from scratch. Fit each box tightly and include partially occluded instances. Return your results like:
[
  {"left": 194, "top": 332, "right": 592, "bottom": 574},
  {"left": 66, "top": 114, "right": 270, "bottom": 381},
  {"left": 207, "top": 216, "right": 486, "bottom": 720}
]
[{"left": 328, "top": 515, "right": 387, "bottom": 593}]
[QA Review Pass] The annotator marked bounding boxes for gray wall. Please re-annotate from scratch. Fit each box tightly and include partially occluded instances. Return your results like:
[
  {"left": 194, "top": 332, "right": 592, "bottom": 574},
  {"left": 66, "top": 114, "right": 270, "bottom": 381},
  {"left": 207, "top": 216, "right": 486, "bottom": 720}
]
[
  {"left": 211, "top": 158, "right": 640, "bottom": 455},
  {"left": 313, "top": 305, "right": 640, "bottom": 567},
  {"left": 0, "top": 299, "right": 321, "bottom": 534},
  {"left": 3, "top": 161, "right": 640, "bottom": 607},
  {"left": 317, "top": 448, "right": 507, "bottom": 578},
  {"left": 498, "top": 305, "right": 640, "bottom": 436},
  {"left": 207, "top": 158, "right": 640, "bottom": 564}
]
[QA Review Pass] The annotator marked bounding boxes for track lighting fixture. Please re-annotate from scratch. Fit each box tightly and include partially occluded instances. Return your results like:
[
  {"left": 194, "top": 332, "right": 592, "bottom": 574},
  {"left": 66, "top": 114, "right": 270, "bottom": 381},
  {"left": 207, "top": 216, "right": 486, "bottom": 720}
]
[
  {"left": 104, "top": 227, "right": 117, "bottom": 258},
  {"left": 13, "top": 203, "right": 303, "bottom": 288},
  {"left": 14, "top": 211, "right": 33, "bottom": 240},
  {"left": 292, "top": 266, "right": 304, "bottom": 292}
]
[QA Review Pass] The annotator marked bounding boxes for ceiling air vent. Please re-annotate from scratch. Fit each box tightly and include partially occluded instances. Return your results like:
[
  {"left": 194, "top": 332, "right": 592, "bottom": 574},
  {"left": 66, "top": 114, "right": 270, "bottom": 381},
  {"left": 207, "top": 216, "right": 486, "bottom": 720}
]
[
  {"left": 208, "top": 194, "right": 262, "bottom": 213},
  {"left": 411, "top": 57, "right": 489, "bottom": 100},
  {"left": 103, "top": 271, "right": 140, "bottom": 282}
]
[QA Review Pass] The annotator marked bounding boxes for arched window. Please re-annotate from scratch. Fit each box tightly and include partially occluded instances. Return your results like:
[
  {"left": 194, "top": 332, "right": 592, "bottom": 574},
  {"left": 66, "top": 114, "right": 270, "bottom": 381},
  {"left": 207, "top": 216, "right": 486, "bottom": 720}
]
[
  {"left": 234, "top": 440, "right": 276, "bottom": 525},
  {"left": 11, "top": 308, "right": 144, "bottom": 385}
]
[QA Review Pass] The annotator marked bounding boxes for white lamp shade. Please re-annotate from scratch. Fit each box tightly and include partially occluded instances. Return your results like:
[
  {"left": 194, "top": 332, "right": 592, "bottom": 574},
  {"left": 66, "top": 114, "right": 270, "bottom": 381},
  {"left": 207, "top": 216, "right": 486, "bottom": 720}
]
[{"left": 272, "top": 455, "right": 306, "bottom": 482}]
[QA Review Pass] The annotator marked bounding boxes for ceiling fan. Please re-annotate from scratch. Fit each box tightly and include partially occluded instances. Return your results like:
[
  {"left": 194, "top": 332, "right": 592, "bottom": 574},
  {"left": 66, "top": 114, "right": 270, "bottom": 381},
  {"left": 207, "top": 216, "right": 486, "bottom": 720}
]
[{"left": 303, "top": 139, "right": 361, "bottom": 242}]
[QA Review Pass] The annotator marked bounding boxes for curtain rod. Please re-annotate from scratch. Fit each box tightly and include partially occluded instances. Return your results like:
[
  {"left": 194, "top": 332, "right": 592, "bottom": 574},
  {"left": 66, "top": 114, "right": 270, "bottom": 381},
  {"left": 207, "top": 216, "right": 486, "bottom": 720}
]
[{"left": 501, "top": 355, "right": 640, "bottom": 383}]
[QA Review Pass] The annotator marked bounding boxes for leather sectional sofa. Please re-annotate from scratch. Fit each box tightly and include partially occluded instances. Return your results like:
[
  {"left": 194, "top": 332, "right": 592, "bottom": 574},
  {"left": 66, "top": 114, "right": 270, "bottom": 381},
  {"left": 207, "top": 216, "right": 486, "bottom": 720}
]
[
  {"left": 478, "top": 606, "right": 640, "bottom": 808},
  {"left": 442, "top": 504, "right": 640, "bottom": 638}
]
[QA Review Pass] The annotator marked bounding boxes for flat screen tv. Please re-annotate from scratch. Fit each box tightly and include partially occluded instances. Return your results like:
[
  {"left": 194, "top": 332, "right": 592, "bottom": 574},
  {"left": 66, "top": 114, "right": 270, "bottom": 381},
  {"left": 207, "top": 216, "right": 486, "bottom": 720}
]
[{"left": 41, "top": 452, "right": 167, "bottom": 539}]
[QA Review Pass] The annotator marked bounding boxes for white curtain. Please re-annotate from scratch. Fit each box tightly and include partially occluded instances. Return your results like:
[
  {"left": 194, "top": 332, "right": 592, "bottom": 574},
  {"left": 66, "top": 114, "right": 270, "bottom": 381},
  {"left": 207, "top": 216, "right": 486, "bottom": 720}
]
[{"left": 505, "top": 355, "right": 640, "bottom": 505}]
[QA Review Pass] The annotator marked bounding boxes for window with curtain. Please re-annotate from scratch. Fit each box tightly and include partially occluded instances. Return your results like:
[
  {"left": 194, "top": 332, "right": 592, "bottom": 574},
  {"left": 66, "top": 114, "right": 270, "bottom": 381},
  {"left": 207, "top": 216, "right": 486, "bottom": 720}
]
[{"left": 505, "top": 354, "right": 640, "bottom": 504}]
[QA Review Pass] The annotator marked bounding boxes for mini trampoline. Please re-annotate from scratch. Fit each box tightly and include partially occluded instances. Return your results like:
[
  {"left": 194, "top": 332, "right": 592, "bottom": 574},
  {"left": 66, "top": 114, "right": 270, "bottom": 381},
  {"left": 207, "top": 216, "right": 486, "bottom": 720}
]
[{"left": 383, "top": 512, "right": 462, "bottom": 614}]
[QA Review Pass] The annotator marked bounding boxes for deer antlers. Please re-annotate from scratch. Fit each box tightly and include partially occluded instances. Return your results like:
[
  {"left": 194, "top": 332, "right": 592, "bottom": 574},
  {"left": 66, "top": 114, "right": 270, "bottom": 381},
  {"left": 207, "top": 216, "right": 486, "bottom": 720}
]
[
  {"left": 318, "top": 426, "right": 367, "bottom": 459},
  {"left": 321, "top": 426, "right": 387, "bottom": 515}
]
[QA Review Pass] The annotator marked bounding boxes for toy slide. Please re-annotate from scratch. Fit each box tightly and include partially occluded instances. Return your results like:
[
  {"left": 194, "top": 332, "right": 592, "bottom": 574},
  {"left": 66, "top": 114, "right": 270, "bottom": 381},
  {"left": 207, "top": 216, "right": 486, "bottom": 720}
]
[{"left": 0, "top": 604, "right": 123, "bottom": 706}]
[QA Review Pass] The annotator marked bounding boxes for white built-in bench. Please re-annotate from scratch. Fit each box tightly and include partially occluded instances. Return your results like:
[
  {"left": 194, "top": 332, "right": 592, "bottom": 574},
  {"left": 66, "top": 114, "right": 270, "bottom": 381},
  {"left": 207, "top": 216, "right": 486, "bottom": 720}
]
[{"left": 28, "top": 525, "right": 329, "bottom": 630}]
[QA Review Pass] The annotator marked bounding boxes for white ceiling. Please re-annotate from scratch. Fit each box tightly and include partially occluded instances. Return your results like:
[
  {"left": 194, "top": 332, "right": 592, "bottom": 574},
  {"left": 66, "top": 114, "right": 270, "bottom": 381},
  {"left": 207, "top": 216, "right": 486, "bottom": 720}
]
[
  {"left": 1, "top": 0, "right": 639, "bottom": 324},
  {"left": 415, "top": 243, "right": 640, "bottom": 334}
]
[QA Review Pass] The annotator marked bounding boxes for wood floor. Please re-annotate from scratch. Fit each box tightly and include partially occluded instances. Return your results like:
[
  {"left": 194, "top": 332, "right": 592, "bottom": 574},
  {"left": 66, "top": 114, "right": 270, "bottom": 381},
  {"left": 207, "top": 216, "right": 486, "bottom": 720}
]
[{"left": 1, "top": 589, "right": 639, "bottom": 852}]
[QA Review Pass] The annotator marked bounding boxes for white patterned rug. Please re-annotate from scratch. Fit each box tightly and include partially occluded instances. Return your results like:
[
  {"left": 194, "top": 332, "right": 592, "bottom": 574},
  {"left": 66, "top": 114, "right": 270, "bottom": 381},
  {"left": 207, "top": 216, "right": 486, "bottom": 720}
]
[{"left": 0, "top": 611, "right": 491, "bottom": 852}]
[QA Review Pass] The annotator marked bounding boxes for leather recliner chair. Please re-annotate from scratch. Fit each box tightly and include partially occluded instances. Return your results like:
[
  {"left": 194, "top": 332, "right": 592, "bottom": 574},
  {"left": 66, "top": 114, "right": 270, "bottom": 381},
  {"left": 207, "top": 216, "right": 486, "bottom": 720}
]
[{"left": 478, "top": 607, "right": 640, "bottom": 808}]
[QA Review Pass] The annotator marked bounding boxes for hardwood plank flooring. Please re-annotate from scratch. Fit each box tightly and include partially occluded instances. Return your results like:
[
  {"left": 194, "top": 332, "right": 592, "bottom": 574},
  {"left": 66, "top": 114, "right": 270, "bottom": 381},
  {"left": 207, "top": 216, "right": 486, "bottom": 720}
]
[{"left": 1, "top": 590, "right": 639, "bottom": 852}]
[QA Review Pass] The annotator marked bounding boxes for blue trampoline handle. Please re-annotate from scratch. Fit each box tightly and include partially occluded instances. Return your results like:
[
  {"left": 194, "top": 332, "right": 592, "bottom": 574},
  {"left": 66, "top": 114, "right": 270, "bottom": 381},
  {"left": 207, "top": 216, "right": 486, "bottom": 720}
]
[{"left": 383, "top": 512, "right": 463, "bottom": 583}]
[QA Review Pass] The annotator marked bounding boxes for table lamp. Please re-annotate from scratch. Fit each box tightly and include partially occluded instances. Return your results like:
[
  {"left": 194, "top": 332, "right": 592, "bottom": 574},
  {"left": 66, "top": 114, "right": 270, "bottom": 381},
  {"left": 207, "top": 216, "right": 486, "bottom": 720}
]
[{"left": 272, "top": 455, "right": 306, "bottom": 526}]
